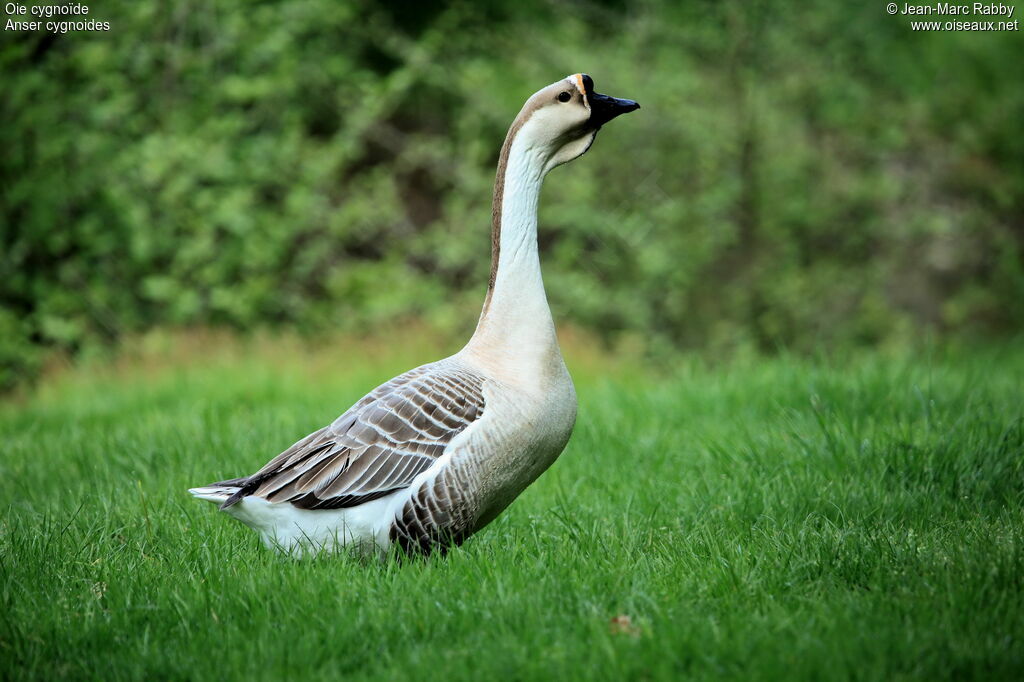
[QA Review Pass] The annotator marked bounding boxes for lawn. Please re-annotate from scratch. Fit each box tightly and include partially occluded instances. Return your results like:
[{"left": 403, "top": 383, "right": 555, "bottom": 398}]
[{"left": 1, "top": 334, "right": 1022, "bottom": 680}]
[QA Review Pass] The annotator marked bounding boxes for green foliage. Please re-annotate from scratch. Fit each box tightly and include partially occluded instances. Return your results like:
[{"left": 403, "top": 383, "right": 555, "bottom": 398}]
[
  {"left": 2, "top": 0, "right": 1023, "bottom": 387},
  {"left": 1, "top": 343, "right": 1022, "bottom": 679}
]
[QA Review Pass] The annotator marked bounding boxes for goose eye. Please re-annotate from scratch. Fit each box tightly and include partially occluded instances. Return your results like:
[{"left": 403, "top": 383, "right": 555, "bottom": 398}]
[{"left": 557, "top": 91, "right": 572, "bottom": 103}]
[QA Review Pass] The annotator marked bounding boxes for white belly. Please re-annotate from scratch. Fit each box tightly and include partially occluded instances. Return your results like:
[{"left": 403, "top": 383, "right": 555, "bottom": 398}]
[{"left": 222, "top": 493, "right": 397, "bottom": 557}]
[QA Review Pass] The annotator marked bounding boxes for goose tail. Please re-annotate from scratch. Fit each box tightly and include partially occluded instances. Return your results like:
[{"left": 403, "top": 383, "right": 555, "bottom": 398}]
[{"left": 188, "top": 477, "right": 250, "bottom": 505}]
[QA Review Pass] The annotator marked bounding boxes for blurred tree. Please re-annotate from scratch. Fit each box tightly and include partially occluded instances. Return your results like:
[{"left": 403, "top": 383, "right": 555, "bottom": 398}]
[{"left": 1, "top": 0, "right": 1022, "bottom": 388}]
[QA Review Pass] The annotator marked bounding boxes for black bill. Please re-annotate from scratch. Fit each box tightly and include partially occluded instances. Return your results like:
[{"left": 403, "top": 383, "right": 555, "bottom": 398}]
[{"left": 581, "top": 73, "right": 640, "bottom": 129}]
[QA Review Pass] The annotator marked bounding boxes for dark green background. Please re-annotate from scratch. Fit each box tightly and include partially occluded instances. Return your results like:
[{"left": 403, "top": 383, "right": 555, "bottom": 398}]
[{"left": 3, "top": 0, "right": 1022, "bottom": 387}]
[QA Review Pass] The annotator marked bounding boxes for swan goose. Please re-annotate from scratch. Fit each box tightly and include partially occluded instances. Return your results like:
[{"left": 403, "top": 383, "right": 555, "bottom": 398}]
[{"left": 189, "top": 73, "right": 640, "bottom": 556}]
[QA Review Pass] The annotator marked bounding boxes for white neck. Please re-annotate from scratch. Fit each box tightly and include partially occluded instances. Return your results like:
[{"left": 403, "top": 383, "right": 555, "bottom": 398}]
[{"left": 462, "top": 132, "right": 562, "bottom": 379}]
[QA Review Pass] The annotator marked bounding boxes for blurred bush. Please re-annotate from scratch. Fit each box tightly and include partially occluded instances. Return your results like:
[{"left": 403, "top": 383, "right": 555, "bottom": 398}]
[{"left": 2, "top": 0, "right": 1022, "bottom": 388}]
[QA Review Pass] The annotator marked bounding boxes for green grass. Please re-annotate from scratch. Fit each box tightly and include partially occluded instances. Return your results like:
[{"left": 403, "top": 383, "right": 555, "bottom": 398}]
[{"left": 1, "top": 337, "right": 1022, "bottom": 680}]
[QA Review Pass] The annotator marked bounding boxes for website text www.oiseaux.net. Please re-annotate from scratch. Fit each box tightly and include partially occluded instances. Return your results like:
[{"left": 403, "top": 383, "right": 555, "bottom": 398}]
[{"left": 886, "top": 2, "right": 1020, "bottom": 30}]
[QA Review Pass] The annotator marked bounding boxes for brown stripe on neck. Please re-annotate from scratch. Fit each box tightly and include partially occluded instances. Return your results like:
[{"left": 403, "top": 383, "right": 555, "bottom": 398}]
[{"left": 481, "top": 98, "right": 545, "bottom": 316}]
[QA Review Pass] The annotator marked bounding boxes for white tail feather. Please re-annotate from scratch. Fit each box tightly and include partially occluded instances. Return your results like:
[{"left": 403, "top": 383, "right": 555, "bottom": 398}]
[{"left": 188, "top": 486, "right": 236, "bottom": 504}]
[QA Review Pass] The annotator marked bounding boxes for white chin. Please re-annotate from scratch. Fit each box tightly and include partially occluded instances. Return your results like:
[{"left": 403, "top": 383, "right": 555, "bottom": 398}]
[{"left": 548, "top": 130, "right": 599, "bottom": 170}]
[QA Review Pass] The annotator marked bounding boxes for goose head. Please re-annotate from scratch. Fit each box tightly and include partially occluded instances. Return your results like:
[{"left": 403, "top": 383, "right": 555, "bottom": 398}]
[{"left": 508, "top": 73, "right": 640, "bottom": 172}]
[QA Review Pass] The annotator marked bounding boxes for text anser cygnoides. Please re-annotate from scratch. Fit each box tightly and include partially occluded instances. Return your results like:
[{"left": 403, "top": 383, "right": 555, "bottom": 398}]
[{"left": 190, "top": 74, "right": 639, "bottom": 556}]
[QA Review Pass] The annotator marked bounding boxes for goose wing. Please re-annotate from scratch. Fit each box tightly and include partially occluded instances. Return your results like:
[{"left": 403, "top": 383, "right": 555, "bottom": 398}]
[{"left": 218, "top": 362, "right": 485, "bottom": 510}]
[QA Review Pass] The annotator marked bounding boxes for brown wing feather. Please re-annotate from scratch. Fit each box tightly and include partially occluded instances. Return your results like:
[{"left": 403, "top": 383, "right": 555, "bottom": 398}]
[{"left": 218, "top": 362, "right": 485, "bottom": 510}]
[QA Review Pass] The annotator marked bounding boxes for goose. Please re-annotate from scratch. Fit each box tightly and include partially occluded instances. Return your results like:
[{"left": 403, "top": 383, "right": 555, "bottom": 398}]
[{"left": 189, "top": 73, "right": 639, "bottom": 556}]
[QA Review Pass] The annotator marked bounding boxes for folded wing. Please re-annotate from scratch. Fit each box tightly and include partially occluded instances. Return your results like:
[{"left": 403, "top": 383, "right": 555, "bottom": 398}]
[{"left": 217, "top": 362, "right": 486, "bottom": 510}]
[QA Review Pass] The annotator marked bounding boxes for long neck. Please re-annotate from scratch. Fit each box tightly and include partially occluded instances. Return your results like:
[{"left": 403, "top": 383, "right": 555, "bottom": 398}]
[{"left": 463, "top": 128, "right": 562, "bottom": 374}]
